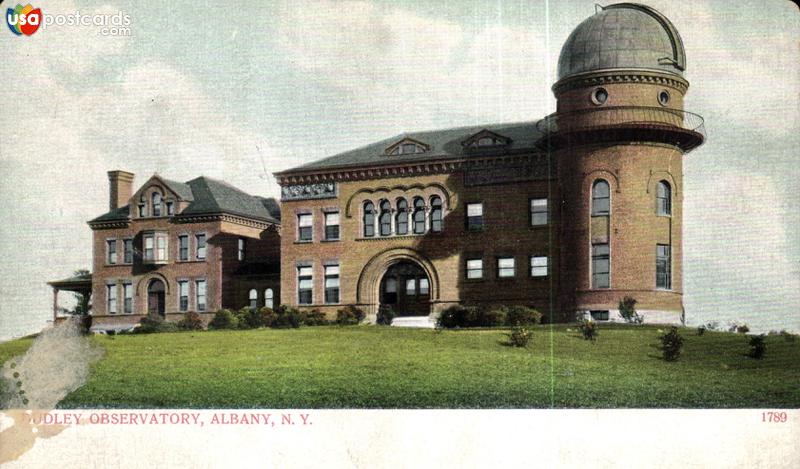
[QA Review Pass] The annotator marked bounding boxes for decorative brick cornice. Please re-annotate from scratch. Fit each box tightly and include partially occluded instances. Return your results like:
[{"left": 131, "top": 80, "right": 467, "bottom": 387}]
[
  {"left": 87, "top": 220, "right": 130, "bottom": 230},
  {"left": 553, "top": 69, "right": 689, "bottom": 95}
]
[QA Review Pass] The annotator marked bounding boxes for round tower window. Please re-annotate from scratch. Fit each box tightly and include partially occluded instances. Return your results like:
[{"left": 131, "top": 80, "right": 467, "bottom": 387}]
[
  {"left": 591, "top": 88, "right": 608, "bottom": 105},
  {"left": 658, "top": 90, "right": 670, "bottom": 106}
]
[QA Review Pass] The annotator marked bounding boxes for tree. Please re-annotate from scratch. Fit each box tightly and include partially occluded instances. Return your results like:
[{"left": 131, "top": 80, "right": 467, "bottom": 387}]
[
  {"left": 70, "top": 269, "right": 92, "bottom": 316},
  {"left": 618, "top": 296, "right": 643, "bottom": 324}
]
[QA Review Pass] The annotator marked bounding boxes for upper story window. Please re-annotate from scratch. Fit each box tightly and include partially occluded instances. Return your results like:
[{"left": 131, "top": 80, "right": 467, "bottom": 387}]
[
  {"left": 463, "top": 130, "right": 511, "bottom": 149},
  {"left": 412, "top": 197, "right": 426, "bottom": 234},
  {"left": 466, "top": 202, "right": 484, "bottom": 231},
  {"left": 592, "top": 180, "right": 610, "bottom": 216},
  {"left": 123, "top": 239, "right": 133, "bottom": 264},
  {"left": 386, "top": 139, "right": 429, "bottom": 156},
  {"left": 195, "top": 233, "right": 207, "bottom": 260},
  {"left": 656, "top": 181, "right": 672, "bottom": 216},
  {"left": 178, "top": 235, "right": 189, "bottom": 261},
  {"left": 466, "top": 258, "right": 483, "bottom": 279},
  {"left": 430, "top": 196, "right": 443, "bottom": 232},
  {"left": 379, "top": 200, "right": 392, "bottom": 236},
  {"left": 530, "top": 256, "right": 548, "bottom": 277},
  {"left": 107, "top": 240, "right": 117, "bottom": 265},
  {"left": 152, "top": 192, "right": 162, "bottom": 217},
  {"left": 396, "top": 198, "right": 409, "bottom": 235},
  {"left": 166, "top": 201, "right": 174, "bottom": 216},
  {"left": 363, "top": 202, "right": 375, "bottom": 237},
  {"left": 530, "top": 198, "right": 548, "bottom": 226},
  {"left": 238, "top": 238, "right": 246, "bottom": 261},
  {"left": 138, "top": 203, "right": 146, "bottom": 217},
  {"left": 143, "top": 232, "right": 168, "bottom": 263},
  {"left": 297, "top": 214, "right": 313, "bottom": 242},
  {"left": 497, "top": 256, "right": 515, "bottom": 278},
  {"left": 324, "top": 211, "right": 340, "bottom": 240}
]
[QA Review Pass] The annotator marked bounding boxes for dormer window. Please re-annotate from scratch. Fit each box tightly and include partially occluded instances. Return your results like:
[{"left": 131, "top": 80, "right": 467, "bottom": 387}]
[
  {"left": 463, "top": 130, "right": 511, "bottom": 149},
  {"left": 166, "top": 201, "right": 174, "bottom": 216},
  {"left": 386, "top": 138, "right": 429, "bottom": 156},
  {"left": 152, "top": 192, "right": 162, "bottom": 217}
]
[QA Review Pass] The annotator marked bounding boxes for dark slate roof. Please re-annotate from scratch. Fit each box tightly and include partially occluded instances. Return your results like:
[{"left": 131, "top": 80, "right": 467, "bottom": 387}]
[
  {"left": 278, "top": 120, "right": 544, "bottom": 174},
  {"left": 89, "top": 177, "right": 279, "bottom": 224}
]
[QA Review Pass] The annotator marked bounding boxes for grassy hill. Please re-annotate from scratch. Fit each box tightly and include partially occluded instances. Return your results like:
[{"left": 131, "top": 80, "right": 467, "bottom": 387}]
[{"left": 1, "top": 325, "right": 798, "bottom": 408}]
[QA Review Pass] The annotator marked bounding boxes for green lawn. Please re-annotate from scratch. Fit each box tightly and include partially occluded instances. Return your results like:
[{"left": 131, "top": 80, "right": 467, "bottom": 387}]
[{"left": 1, "top": 325, "right": 798, "bottom": 408}]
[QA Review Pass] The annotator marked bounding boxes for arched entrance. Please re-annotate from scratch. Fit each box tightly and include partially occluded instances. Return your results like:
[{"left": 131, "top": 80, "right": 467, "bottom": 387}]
[
  {"left": 356, "top": 247, "right": 439, "bottom": 317},
  {"left": 147, "top": 279, "right": 166, "bottom": 316},
  {"left": 380, "top": 261, "right": 430, "bottom": 316}
]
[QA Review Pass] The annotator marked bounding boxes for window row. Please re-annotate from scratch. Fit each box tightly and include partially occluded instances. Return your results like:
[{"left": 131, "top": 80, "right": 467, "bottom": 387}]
[
  {"left": 363, "top": 196, "right": 444, "bottom": 237},
  {"left": 297, "top": 211, "right": 340, "bottom": 242},
  {"left": 465, "top": 255, "right": 549, "bottom": 280},
  {"left": 106, "top": 233, "right": 210, "bottom": 264},
  {"left": 590, "top": 179, "right": 672, "bottom": 216},
  {"left": 138, "top": 191, "right": 176, "bottom": 218},
  {"left": 247, "top": 288, "right": 275, "bottom": 310},
  {"left": 105, "top": 279, "right": 208, "bottom": 314},
  {"left": 297, "top": 263, "right": 340, "bottom": 305},
  {"left": 590, "top": 243, "right": 672, "bottom": 290}
]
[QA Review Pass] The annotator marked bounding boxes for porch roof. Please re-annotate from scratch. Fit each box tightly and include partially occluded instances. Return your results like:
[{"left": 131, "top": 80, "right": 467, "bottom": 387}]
[{"left": 48, "top": 273, "right": 92, "bottom": 292}]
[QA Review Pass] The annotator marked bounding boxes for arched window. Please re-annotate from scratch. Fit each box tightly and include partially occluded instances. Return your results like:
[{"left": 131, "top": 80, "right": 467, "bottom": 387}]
[
  {"left": 656, "top": 181, "right": 671, "bottom": 216},
  {"left": 395, "top": 198, "right": 409, "bottom": 235},
  {"left": 248, "top": 289, "right": 258, "bottom": 310},
  {"left": 591, "top": 180, "right": 610, "bottom": 216},
  {"left": 412, "top": 197, "right": 426, "bottom": 234},
  {"left": 379, "top": 200, "right": 392, "bottom": 236},
  {"left": 363, "top": 201, "right": 375, "bottom": 237},
  {"left": 430, "top": 196, "right": 443, "bottom": 232},
  {"left": 152, "top": 192, "right": 162, "bottom": 217},
  {"left": 264, "top": 288, "right": 274, "bottom": 309}
]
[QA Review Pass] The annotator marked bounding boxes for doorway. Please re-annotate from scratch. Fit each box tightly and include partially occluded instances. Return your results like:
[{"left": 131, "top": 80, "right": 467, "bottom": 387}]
[
  {"left": 380, "top": 261, "right": 430, "bottom": 316},
  {"left": 147, "top": 279, "right": 166, "bottom": 316}
]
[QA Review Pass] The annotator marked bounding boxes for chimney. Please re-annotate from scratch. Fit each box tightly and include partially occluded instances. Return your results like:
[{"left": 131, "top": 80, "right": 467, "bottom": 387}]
[{"left": 107, "top": 170, "right": 135, "bottom": 211}]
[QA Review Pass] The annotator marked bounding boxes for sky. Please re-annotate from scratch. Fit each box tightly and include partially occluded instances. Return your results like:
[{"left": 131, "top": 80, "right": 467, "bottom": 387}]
[{"left": 0, "top": 0, "right": 798, "bottom": 340}]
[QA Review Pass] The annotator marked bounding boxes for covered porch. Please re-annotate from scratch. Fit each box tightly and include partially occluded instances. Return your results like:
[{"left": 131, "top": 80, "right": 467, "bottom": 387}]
[{"left": 47, "top": 272, "right": 92, "bottom": 321}]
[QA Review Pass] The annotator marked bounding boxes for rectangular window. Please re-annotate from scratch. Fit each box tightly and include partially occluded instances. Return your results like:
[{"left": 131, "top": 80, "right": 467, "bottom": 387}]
[
  {"left": 530, "top": 198, "right": 548, "bottom": 226},
  {"left": 166, "top": 201, "right": 174, "bottom": 216},
  {"left": 178, "top": 280, "right": 189, "bottom": 312},
  {"left": 592, "top": 243, "right": 610, "bottom": 289},
  {"left": 325, "top": 212, "right": 340, "bottom": 240},
  {"left": 497, "top": 256, "right": 515, "bottom": 278},
  {"left": 656, "top": 244, "right": 672, "bottom": 290},
  {"left": 591, "top": 310, "right": 610, "bottom": 321},
  {"left": 178, "top": 235, "right": 189, "bottom": 261},
  {"left": 123, "top": 283, "right": 133, "bottom": 314},
  {"left": 466, "top": 203, "right": 484, "bottom": 230},
  {"left": 406, "top": 278, "right": 416, "bottom": 295},
  {"left": 156, "top": 236, "right": 167, "bottom": 262},
  {"left": 144, "top": 235, "right": 154, "bottom": 262},
  {"left": 324, "top": 264, "right": 340, "bottom": 304},
  {"left": 466, "top": 258, "right": 483, "bottom": 279},
  {"left": 195, "top": 234, "right": 206, "bottom": 260},
  {"left": 123, "top": 239, "right": 133, "bottom": 264},
  {"left": 298, "top": 266, "right": 313, "bottom": 305},
  {"left": 138, "top": 204, "right": 146, "bottom": 217},
  {"left": 238, "top": 238, "right": 246, "bottom": 261},
  {"left": 419, "top": 278, "right": 429, "bottom": 295},
  {"left": 195, "top": 280, "right": 207, "bottom": 312},
  {"left": 531, "top": 256, "right": 548, "bottom": 277},
  {"left": 106, "top": 284, "right": 117, "bottom": 314},
  {"left": 107, "top": 240, "right": 117, "bottom": 264},
  {"left": 298, "top": 214, "right": 313, "bottom": 241}
]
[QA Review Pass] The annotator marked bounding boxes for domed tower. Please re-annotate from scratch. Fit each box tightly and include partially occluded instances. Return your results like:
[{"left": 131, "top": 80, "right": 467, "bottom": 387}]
[{"left": 539, "top": 3, "right": 705, "bottom": 323}]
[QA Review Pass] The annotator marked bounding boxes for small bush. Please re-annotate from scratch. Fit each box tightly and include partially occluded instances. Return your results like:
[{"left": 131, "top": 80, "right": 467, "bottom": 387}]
[
  {"left": 436, "top": 305, "right": 470, "bottom": 329},
  {"left": 176, "top": 311, "right": 204, "bottom": 331},
  {"left": 659, "top": 326, "right": 684, "bottom": 361},
  {"left": 258, "top": 307, "right": 276, "bottom": 327},
  {"left": 79, "top": 314, "right": 93, "bottom": 335},
  {"left": 303, "top": 309, "right": 329, "bottom": 326},
  {"left": 503, "top": 305, "right": 542, "bottom": 326},
  {"left": 619, "top": 296, "right": 643, "bottom": 324},
  {"left": 273, "top": 305, "right": 302, "bottom": 328},
  {"left": 697, "top": 325, "right": 706, "bottom": 336},
  {"left": 736, "top": 324, "right": 750, "bottom": 334},
  {"left": 377, "top": 305, "right": 396, "bottom": 326},
  {"left": 749, "top": 335, "right": 766, "bottom": 359},
  {"left": 505, "top": 326, "right": 533, "bottom": 348},
  {"left": 208, "top": 309, "right": 239, "bottom": 330},
  {"left": 578, "top": 319, "right": 598, "bottom": 341},
  {"left": 336, "top": 305, "right": 366, "bottom": 326},
  {"left": 135, "top": 314, "right": 179, "bottom": 334},
  {"left": 478, "top": 307, "right": 506, "bottom": 327}
]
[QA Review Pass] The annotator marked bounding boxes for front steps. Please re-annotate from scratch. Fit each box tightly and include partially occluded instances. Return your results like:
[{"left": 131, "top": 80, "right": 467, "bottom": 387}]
[{"left": 390, "top": 316, "right": 436, "bottom": 329}]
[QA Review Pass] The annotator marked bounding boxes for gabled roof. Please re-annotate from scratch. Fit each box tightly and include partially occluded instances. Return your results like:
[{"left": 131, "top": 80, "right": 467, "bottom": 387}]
[
  {"left": 89, "top": 176, "right": 279, "bottom": 225},
  {"left": 277, "top": 120, "right": 544, "bottom": 174}
]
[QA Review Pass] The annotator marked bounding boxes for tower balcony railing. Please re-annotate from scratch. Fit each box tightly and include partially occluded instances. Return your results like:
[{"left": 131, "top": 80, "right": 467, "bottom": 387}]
[{"left": 536, "top": 106, "right": 706, "bottom": 151}]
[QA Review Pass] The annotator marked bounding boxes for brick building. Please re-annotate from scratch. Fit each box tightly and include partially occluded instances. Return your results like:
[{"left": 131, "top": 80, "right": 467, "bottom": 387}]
[
  {"left": 275, "top": 3, "right": 705, "bottom": 324},
  {"left": 85, "top": 171, "right": 281, "bottom": 328}
]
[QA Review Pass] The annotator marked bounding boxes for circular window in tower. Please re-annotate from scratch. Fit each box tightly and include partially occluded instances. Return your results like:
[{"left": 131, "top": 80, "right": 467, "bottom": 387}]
[
  {"left": 591, "top": 87, "right": 608, "bottom": 105},
  {"left": 658, "top": 90, "right": 670, "bottom": 106}
]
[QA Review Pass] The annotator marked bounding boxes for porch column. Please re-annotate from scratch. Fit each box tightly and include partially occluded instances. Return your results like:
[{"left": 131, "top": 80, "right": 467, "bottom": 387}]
[{"left": 52, "top": 288, "right": 59, "bottom": 321}]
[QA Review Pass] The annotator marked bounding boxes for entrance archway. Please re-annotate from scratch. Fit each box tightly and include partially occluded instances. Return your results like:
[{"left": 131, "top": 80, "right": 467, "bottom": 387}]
[
  {"left": 356, "top": 247, "right": 439, "bottom": 316},
  {"left": 147, "top": 279, "right": 166, "bottom": 316},
  {"left": 380, "top": 261, "right": 430, "bottom": 316}
]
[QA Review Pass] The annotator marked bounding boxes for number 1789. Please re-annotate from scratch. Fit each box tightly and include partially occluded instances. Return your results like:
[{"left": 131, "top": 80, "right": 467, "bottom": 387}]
[{"left": 762, "top": 412, "right": 788, "bottom": 422}]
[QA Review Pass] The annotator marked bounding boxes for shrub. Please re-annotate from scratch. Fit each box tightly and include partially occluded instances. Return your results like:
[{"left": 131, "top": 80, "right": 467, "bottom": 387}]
[
  {"left": 505, "top": 326, "right": 533, "bottom": 348},
  {"left": 273, "top": 305, "right": 302, "bottom": 328},
  {"left": 258, "top": 307, "right": 276, "bottom": 328},
  {"left": 697, "top": 325, "right": 706, "bottom": 336},
  {"left": 377, "top": 305, "right": 396, "bottom": 326},
  {"left": 176, "top": 311, "right": 204, "bottom": 331},
  {"left": 478, "top": 307, "right": 506, "bottom": 327},
  {"left": 436, "top": 305, "right": 470, "bottom": 329},
  {"left": 659, "top": 326, "right": 684, "bottom": 361},
  {"left": 336, "top": 305, "right": 366, "bottom": 326},
  {"left": 736, "top": 324, "right": 750, "bottom": 334},
  {"left": 208, "top": 309, "right": 239, "bottom": 330},
  {"left": 303, "top": 309, "right": 329, "bottom": 326},
  {"left": 578, "top": 319, "right": 598, "bottom": 341},
  {"left": 503, "top": 305, "right": 542, "bottom": 326},
  {"left": 238, "top": 307, "right": 265, "bottom": 329},
  {"left": 79, "top": 314, "right": 93, "bottom": 335},
  {"left": 135, "top": 314, "right": 179, "bottom": 334},
  {"left": 619, "top": 296, "right": 643, "bottom": 324},
  {"left": 749, "top": 335, "right": 766, "bottom": 359}
]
